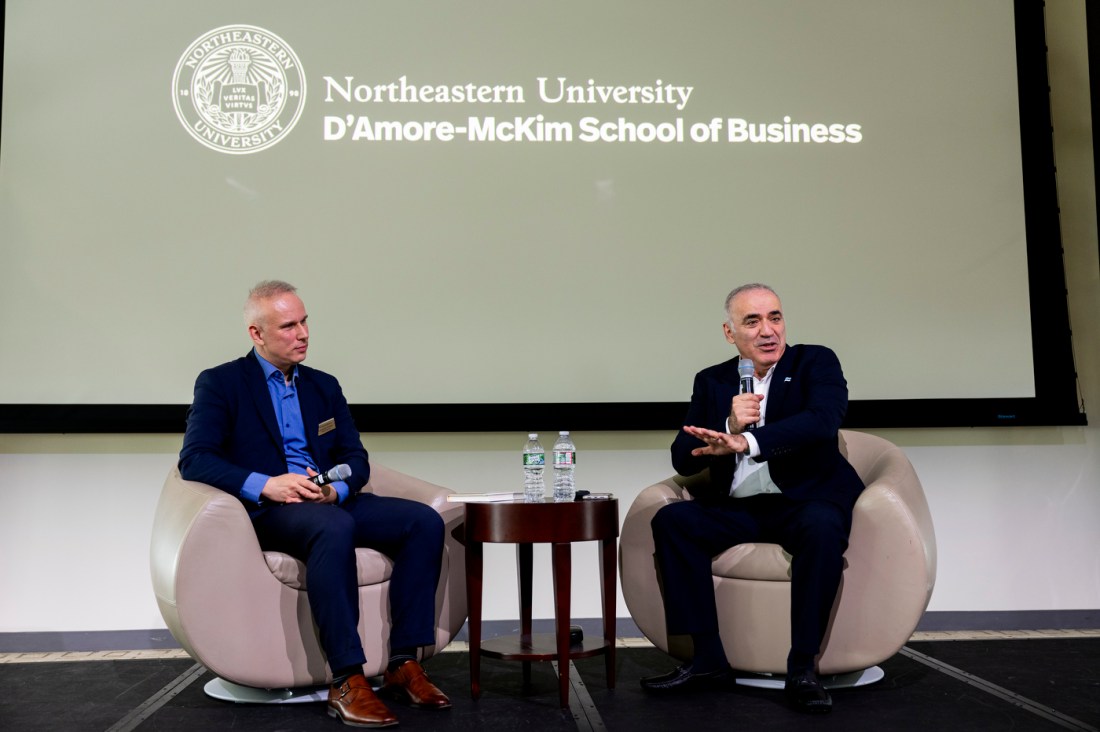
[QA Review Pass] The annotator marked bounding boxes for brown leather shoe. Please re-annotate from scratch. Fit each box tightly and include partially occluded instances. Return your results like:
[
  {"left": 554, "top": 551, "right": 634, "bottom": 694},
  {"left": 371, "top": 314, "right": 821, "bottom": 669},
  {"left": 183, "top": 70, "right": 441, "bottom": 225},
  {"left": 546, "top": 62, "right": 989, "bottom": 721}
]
[
  {"left": 327, "top": 674, "right": 399, "bottom": 728},
  {"left": 382, "top": 659, "right": 452, "bottom": 709}
]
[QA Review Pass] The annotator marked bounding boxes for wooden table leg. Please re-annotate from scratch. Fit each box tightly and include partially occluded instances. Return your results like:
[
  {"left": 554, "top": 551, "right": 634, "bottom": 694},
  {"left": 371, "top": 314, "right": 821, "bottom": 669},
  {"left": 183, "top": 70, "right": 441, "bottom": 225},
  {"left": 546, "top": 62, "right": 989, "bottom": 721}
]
[
  {"left": 467, "top": 538, "right": 483, "bottom": 700},
  {"left": 551, "top": 541, "right": 572, "bottom": 707},
  {"left": 517, "top": 542, "right": 533, "bottom": 685},
  {"left": 600, "top": 536, "right": 617, "bottom": 688}
]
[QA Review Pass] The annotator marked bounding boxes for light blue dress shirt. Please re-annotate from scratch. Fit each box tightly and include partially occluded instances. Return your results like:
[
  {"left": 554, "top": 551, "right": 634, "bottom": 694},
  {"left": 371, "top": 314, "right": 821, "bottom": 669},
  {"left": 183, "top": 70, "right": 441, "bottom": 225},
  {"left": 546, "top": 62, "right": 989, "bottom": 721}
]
[{"left": 240, "top": 349, "right": 350, "bottom": 504}]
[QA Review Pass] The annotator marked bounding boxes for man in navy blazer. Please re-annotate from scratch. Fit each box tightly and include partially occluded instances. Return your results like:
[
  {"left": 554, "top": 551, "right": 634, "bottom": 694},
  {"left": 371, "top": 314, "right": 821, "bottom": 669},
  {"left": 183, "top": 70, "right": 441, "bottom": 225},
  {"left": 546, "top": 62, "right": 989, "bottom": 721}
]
[
  {"left": 640, "top": 283, "right": 864, "bottom": 714},
  {"left": 179, "top": 280, "right": 450, "bottom": 728}
]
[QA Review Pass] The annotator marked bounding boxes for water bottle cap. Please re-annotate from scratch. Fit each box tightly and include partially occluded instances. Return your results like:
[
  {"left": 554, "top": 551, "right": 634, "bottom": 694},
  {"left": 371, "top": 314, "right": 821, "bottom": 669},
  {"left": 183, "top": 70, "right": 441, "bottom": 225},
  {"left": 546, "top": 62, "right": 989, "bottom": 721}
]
[
  {"left": 559, "top": 430, "right": 569, "bottom": 435},
  {"left": 528, "top": 433, "right": 538, "bottom": 439}
]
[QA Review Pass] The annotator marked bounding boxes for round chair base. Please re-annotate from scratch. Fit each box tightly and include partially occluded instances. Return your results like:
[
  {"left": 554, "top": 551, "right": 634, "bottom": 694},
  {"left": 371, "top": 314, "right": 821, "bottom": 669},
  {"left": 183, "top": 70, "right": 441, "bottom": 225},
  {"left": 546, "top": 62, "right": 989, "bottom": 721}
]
[
  {"left": 735, "top": 665, "right": 885, "bottom": 690},
  {"left": 204, "top": 677, "right": 330, "bottom": 704}
]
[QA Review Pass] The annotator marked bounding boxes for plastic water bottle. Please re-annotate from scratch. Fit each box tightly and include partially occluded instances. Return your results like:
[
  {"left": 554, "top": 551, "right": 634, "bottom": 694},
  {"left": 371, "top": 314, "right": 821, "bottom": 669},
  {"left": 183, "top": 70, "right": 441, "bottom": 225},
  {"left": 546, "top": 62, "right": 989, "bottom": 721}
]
[
  {"left": 522, "top": 433, "right": 546, "bottom": 502},
  {"left": 552, "top": 431, "right": 576, "bottom": 502}
]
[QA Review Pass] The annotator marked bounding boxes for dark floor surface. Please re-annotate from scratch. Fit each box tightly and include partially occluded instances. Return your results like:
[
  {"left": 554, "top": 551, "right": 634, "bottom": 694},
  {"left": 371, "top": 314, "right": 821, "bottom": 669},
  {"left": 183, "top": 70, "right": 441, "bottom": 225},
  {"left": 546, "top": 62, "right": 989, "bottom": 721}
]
[{"left": 1, "top": 639, "right": 1097, "bottom": 731}]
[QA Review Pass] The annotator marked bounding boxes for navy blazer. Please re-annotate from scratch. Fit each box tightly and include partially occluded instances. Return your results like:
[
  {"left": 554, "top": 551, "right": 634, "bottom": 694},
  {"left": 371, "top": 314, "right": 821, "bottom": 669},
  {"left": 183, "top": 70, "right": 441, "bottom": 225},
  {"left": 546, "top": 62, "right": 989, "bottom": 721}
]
[
  {"left": 671, "top": 344, "right": 864, "bottom": 510},
  {"left": 179, "top": 351, "right": 370, "bottom": 506}
]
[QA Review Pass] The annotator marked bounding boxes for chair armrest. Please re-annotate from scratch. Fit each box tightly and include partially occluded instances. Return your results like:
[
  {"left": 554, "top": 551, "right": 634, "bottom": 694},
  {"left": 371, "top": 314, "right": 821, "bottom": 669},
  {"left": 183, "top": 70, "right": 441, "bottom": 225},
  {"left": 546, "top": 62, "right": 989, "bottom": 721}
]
[
  {"left": 364, "top": 462, "right": 468, "bottom": 644},
  {"left": 618, "top": 477, "right": 692, "bottom": 651},
  {"left": 366, "top": 463, "right": 455, "bottom": 512}
]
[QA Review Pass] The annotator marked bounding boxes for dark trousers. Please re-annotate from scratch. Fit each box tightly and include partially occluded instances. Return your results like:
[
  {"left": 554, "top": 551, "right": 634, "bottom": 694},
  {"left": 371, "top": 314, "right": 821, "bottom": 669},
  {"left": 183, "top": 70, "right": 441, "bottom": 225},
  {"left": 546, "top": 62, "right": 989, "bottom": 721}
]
[
  {"left": 251, "top": 493, "right": 445, "bottom": 671},
  {"left": 651, "top": 493, "right": 852, "bottom": 672}
]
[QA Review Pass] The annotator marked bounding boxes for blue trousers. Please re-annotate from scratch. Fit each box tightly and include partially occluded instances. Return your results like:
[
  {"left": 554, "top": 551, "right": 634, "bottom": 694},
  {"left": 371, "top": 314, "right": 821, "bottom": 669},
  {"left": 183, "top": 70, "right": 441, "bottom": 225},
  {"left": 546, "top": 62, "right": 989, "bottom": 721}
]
[
  {"left": 651, "top": 494, "right": 851, "bottom": 672},
  {"left": 251, "top": 493, "right": 445, "bottom": 671}
]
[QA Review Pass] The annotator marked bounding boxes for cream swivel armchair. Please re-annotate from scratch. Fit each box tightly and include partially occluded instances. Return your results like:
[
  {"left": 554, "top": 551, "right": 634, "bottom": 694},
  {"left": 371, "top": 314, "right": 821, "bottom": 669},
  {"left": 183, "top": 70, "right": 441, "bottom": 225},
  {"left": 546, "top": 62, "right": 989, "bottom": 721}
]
[
  {"left": 151, "top": 463, "right": 467, "bottom": 702},
  {"left": 620, "top": 430, "right": 935, "bottom": 686}
]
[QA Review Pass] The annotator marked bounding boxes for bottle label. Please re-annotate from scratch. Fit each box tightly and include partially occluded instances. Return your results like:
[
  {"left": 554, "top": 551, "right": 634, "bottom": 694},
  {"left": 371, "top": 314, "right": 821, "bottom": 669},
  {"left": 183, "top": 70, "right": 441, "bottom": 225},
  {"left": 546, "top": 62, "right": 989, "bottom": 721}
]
[
  {"left": 523, "top": 453, "right": 545, "bottom": 466},
  {"left": 553, "top": 451, "right": 575, "bottom": 466}
]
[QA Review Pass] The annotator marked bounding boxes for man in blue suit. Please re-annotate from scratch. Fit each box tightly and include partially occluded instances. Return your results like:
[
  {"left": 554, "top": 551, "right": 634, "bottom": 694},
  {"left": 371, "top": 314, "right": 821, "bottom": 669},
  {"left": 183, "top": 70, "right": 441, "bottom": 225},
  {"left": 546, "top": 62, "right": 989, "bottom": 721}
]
[
  {"left": 179, "top": 280, "right": 450, "bottom": 728},
  {"left": 640, "top": 283, "right": 864, "bottom": 714}
]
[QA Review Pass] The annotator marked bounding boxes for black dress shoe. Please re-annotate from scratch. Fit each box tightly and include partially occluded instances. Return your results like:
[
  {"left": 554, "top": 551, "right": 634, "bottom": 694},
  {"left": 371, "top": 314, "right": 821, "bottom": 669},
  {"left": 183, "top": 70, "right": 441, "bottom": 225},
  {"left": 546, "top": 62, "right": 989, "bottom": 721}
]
[
  {"left": 784, "top": 669, "right": 832, "bottom": 713},
  {"left": 640, "top": 663, "right": 735, "bottom": 693}
]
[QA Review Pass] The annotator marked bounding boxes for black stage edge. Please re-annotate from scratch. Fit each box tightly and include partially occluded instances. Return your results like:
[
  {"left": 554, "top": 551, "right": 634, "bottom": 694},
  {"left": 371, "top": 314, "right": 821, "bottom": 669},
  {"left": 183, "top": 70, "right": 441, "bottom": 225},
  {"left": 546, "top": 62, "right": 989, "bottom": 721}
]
[
  {"left": 2, "top": 611, "right": 1097, "bottom": 654},
  {"left": 0, "top": 629, "right": 184, "bottom": 654}
]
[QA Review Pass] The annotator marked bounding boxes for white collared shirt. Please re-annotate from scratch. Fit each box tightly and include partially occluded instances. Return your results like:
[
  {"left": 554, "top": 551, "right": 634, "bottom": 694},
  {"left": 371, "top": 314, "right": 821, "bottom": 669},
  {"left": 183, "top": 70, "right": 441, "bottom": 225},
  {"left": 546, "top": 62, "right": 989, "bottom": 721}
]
[{"left": 725, "top": 365, "right": 781, "bottom": 498}]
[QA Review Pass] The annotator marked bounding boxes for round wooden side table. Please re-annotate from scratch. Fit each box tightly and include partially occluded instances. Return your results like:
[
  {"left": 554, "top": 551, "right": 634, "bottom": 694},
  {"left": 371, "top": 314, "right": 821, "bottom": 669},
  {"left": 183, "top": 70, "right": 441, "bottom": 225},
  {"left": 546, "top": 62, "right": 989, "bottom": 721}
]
[{"left": 463, "top": 498, "right": 619, "bottom": 708}]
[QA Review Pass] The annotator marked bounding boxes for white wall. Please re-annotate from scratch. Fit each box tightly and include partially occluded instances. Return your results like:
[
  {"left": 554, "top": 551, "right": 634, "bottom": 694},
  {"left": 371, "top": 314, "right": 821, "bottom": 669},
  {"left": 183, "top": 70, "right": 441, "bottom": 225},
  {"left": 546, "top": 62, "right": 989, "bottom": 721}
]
[{"left": 0, "top": 0, "right": 1097, "bottom": 635}]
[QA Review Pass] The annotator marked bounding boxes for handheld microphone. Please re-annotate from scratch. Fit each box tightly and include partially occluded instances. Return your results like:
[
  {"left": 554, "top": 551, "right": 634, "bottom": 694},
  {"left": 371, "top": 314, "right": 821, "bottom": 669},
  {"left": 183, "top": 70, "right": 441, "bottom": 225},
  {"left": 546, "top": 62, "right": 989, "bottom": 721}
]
[
  {"left": 310, "top": 463, "right": 352, "bottom": 486},
  {"left": 737, "top": 359, "right": 756, "bottom": 431},
  {"left": 738, "top": 359, "right": 755, "bottom": 394}
]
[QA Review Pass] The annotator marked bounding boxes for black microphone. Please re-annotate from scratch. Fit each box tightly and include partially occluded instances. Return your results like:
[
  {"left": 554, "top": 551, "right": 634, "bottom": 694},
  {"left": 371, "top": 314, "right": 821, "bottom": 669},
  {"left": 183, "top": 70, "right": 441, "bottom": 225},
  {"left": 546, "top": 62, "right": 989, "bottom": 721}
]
[
  {"left": 738, "top": 359, "right": 756, "bottom": 431},
  {"left": 310, "top": 463, "right": 352, "bottom": 486}
]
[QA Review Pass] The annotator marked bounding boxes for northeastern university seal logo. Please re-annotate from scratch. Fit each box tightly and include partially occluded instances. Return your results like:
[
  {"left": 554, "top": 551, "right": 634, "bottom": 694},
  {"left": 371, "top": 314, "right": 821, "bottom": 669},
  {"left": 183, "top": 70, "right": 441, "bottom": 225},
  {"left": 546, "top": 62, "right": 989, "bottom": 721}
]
[{"left": 172, "top": 25, "right": 306, "bottom": 154}]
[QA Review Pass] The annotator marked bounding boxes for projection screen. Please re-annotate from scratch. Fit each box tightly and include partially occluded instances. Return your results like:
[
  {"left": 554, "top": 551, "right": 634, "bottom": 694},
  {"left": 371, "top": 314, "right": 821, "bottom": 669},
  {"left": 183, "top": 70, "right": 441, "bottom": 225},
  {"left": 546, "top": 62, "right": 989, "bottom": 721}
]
[{"left": 0, "top": 0, "right": 1084, "bottom": 431}]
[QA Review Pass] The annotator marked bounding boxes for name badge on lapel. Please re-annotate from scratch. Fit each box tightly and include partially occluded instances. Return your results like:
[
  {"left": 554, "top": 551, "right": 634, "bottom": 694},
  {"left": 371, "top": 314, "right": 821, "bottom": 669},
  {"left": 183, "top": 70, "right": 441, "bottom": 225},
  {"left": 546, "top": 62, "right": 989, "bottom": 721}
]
[{"left": 318, "top": 418, "right": 336, "bottom": 436}]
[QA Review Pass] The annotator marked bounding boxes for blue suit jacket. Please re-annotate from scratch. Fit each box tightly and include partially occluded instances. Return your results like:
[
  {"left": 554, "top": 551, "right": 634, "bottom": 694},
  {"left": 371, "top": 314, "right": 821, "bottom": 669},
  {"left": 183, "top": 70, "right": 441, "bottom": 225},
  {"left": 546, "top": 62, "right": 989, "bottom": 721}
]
[
  {"left": 178, "top": 351, "right": 370, "bottom": 507},
  {"left": 671, "top": 344, "right": 864, "bottom": 510}
]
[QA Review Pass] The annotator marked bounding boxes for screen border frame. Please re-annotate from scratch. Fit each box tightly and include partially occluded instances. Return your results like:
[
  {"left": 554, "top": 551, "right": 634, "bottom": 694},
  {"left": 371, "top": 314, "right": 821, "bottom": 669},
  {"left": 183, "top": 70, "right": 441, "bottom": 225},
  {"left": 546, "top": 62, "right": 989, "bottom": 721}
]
[{"left": 0, "top": 0, "right": 1086, "bottom": 433}]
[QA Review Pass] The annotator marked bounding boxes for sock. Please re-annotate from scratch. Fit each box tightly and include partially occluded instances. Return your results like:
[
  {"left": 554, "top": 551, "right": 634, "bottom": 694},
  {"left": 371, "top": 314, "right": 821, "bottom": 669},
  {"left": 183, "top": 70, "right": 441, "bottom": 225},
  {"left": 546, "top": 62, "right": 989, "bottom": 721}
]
[
  {"left": 332, "top": 665, "right": 363, "bottom": 686},
  {"left": 786, "top": 651, "right": 815, "bottom": 676},
  {"left": 690, "top": 632, "right": 729, "bottom": 673},
  {"left": 387, "top": 648, "right": 417, "bottom": 674}
]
